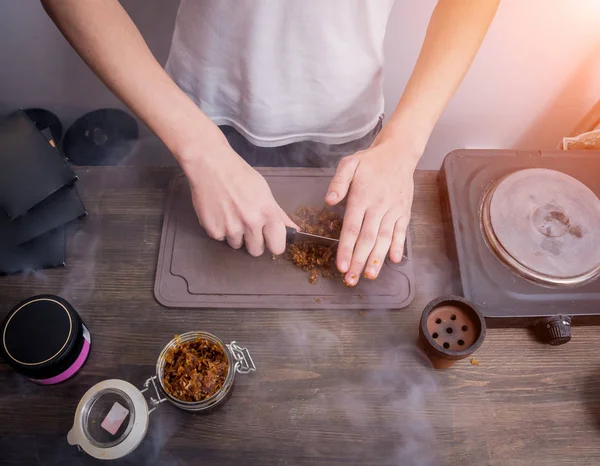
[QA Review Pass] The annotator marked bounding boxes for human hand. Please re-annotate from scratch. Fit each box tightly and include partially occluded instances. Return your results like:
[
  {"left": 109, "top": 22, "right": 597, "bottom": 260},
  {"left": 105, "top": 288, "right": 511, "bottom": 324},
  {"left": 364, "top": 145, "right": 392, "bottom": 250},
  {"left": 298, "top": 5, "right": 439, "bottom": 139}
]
[
  {"left": 325, "top": 130, "right": 419, "bottom": 286},
  {"left": 182, "top": 142, "right": 298, "bottom": 257}
]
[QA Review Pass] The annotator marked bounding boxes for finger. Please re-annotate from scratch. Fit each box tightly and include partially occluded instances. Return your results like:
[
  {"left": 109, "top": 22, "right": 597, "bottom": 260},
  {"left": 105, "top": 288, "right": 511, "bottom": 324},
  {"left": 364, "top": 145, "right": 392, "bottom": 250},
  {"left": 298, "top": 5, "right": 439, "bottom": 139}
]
[
  {"left": 390, "top": 216, "right": 410, "bottom": 263},
  {"left": 244, "top": 226, "right": 266, "bottom": 257},
  {"left": 336, "top": 200, "right": 366, "bottom": 275},
  {"left": 263, "top": 211, "right": 287, "bottom": 256},
  {"left": 364, "top": 211, "right": 397, "bottom": 279},
  {"left": 279, "top": 207, "right": 300, "bottom": 231},
  {"left": 203, "top": 225, "right": 226, "bottom": 242},
  {"left": 226, "top": 227, "right": 244, "bottom": 250},
  {"left": 325, "top": 157, "right": 359, "bottom": 206},
  {"left": 344, "top": 209, "right": 385, "bottom": 286}
]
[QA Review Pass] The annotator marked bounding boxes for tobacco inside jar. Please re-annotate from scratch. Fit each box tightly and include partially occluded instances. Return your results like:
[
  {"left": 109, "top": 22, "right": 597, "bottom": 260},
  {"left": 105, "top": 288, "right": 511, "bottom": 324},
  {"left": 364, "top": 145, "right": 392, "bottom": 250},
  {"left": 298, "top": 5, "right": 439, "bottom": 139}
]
[
  {"left": 156, "top": 332, "right": 238, "bottom": 412},
  {"left": 163, "top": 336, "right": 228, "bottom": 402}
]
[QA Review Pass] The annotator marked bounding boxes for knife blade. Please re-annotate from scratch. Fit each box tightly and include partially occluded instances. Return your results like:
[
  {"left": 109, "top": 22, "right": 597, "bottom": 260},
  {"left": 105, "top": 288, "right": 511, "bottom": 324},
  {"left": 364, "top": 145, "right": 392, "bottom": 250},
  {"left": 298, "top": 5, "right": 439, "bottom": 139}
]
[
  {"left": 285, "top": 227, "right": 409, "bottom": 260},
  {"left": 285, "top": 227, "right": 339, "bottom": 247}
]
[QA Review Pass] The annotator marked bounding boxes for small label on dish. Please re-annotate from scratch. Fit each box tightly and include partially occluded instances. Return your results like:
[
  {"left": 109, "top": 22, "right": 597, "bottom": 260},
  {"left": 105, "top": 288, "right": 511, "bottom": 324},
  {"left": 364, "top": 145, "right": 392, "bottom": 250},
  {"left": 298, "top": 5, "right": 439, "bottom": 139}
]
[{"left": 101, "top": 402, "right": 129, "bottom": 435}]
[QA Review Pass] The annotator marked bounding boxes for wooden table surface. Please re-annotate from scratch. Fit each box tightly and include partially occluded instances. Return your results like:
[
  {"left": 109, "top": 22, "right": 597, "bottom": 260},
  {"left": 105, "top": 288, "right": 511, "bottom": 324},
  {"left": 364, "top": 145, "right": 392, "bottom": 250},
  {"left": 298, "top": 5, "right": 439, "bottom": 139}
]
[{"left": 1, "top": 167, "right": 600, "bottom": 466}]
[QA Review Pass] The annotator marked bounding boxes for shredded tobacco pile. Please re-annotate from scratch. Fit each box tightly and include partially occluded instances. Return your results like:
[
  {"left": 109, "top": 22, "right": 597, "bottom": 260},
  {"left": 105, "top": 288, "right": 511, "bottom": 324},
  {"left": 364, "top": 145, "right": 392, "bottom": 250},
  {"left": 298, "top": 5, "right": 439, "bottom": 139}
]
[
  {"left": 286, "top": 207, "right": 343, "bottom": 284},
  {"left": 163, "top": 337, "right": 229, "bottom": 402}
]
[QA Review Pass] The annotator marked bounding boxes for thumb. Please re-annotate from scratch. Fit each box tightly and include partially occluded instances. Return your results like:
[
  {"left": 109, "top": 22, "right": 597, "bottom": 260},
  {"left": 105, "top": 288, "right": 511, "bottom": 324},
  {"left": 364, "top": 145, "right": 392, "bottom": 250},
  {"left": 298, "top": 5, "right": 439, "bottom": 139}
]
[
  {"left": 280, "top": 207, "right": 300, "bottom": 230},
  {"left": 325, "top": 156, "right": 359, "bottom": 206}
]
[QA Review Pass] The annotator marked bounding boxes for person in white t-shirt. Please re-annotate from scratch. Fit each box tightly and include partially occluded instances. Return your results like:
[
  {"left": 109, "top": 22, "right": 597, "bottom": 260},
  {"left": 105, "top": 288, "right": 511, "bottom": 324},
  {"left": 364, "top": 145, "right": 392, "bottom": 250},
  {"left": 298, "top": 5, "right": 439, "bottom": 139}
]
[{"left": 42, "top": 0, "right": 499, "bottom": 286}]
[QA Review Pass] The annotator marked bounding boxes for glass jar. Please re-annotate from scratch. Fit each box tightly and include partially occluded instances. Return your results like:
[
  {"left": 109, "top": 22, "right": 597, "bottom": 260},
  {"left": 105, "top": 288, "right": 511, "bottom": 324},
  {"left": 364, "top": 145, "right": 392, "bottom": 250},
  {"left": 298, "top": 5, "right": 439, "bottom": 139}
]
[
  {"left": 155, "top": 331, "right": 253, "bottom": 412},
  {"left": 67, "top": 331, "right": 255, "bottom": 460}
]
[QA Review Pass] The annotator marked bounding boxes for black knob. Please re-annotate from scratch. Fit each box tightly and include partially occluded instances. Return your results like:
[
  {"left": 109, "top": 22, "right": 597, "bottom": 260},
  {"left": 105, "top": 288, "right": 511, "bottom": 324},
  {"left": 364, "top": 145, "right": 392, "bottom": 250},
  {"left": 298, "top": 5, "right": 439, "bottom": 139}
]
[{"left": 535, "top": 315, "right": 571, "bottom": 346}]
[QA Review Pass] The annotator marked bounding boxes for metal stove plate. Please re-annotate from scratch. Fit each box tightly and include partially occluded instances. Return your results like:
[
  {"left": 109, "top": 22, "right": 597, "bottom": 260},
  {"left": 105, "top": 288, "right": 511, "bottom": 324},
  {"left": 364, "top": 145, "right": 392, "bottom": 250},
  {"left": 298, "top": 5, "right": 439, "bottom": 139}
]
[
  {"left": 439, "top": 150, "right": 600, "bottom": 323},
  {"left": 484, "top": 168, "right": 600, "bottom": 284}
]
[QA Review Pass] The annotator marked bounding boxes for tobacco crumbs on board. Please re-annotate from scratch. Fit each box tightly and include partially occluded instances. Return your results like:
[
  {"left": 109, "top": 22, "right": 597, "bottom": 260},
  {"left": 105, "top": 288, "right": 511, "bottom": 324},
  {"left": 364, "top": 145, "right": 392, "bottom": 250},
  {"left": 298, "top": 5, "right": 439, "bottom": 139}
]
[
  {"left": 163, "top": 337, "right": 229, "bottom": 402},
  {"left": 286, "top": 207, "right": 343, "bottom": 284}
]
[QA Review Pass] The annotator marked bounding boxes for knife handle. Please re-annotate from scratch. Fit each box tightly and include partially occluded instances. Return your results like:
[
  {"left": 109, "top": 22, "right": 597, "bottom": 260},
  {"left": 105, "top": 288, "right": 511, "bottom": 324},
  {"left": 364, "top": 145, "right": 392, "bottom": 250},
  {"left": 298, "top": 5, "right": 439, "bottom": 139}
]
[{"left": 285, "top": 226, "right": 297, "bottom": 244}]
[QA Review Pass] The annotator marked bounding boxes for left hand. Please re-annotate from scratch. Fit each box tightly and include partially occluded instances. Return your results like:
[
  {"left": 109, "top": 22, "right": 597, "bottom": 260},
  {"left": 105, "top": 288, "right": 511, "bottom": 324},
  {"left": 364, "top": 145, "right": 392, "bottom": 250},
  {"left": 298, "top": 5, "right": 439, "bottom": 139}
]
[{"left": 325, "top": 130, "right": 419, "bottom": 286}]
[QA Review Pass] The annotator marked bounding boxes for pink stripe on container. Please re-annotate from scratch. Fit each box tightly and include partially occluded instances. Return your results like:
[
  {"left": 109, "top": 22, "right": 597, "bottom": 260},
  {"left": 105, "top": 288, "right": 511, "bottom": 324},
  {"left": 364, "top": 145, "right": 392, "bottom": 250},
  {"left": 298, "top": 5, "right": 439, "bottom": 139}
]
[{"left": 31, "top": 337, "right": 91, "bottom": 385}]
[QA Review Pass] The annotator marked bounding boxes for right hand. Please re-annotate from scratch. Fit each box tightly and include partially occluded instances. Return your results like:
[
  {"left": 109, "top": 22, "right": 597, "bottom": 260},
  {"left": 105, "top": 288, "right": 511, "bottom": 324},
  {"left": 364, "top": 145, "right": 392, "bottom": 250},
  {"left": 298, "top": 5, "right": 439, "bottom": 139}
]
[{"left": 182, "top": 141, "right": 298, "bottom": 257}]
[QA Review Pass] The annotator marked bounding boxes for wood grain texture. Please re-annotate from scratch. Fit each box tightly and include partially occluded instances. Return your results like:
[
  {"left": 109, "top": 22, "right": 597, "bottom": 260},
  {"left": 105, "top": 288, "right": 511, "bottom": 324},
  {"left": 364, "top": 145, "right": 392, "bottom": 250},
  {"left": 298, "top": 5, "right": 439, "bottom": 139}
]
[{"left": 1, "top": 167, "right": 600, "bottom": 466}]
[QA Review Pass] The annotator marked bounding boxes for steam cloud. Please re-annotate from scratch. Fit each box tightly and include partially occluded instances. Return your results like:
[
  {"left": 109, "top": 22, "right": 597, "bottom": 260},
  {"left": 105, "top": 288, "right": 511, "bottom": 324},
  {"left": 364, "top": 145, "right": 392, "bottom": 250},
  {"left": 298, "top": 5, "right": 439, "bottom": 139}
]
[{"left": 228, "top": 314, "right": 451, "bottom": 466}]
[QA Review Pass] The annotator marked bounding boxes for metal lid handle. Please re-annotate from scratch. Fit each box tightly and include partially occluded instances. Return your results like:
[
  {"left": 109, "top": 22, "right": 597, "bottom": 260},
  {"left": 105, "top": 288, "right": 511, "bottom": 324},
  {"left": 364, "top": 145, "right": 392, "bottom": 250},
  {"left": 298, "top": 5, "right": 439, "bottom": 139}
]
[
  {"left": 227, "top": 342, "right": 256, "bottom": 374},
  {"left": 140, "top": 376, "right": 167, "bottom": 414}
]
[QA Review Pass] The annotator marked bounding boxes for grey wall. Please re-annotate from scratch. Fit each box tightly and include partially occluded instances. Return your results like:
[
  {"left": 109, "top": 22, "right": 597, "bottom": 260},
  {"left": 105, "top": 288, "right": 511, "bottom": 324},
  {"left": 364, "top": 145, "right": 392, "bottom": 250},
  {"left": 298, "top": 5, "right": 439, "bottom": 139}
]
[
  {"left": 0, "top": 0, "right": 178, "bottom": 135},
  {"left": 1, "top": 0, "right": 599, "bottom": 168}
]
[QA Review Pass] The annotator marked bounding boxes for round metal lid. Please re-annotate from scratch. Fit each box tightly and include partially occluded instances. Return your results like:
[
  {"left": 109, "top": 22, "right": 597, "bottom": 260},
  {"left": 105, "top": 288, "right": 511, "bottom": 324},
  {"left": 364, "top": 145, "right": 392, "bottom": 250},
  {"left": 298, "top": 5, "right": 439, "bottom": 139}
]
[
  {"left": 482, "top": 168, "right": 600, "bottom": 286},
  {"left": 68, "top": 379, "right": 149, "bottom": 460}
]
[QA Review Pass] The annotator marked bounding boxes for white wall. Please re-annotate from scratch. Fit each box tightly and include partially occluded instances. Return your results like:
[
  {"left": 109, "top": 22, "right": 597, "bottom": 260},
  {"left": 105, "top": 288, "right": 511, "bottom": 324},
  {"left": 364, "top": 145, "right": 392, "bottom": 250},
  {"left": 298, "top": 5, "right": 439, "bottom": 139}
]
[
  {"left": 384, "top": 0, "right": 600, "bottom": 167},
  {"left": 1, "top": 0, "right": 599, "bottom": 169}
]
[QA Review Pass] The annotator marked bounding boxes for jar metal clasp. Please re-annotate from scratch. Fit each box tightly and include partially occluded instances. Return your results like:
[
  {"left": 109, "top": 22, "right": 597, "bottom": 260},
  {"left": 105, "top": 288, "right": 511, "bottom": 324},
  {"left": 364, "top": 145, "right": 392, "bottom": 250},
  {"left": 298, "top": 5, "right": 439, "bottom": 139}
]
[
  {"left": 227, "top": 342, "right": 256, "bottom": 374},
  {"left": 140, "top": 376, "right": 167, "bottom": 414}
]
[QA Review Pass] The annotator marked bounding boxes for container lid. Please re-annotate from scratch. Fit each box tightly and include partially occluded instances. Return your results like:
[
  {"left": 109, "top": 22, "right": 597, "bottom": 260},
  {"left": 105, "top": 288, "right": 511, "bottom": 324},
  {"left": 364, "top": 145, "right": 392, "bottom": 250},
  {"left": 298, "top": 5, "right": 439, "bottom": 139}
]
[
  {"left": 68, "top": 379, "right": 150, "bottom": 460},
  {"left": 0, "top": 295, "right": 83, "bottom": 379},
  {"left": 62, "top": 108, "right": 139, "bottom": 166}
]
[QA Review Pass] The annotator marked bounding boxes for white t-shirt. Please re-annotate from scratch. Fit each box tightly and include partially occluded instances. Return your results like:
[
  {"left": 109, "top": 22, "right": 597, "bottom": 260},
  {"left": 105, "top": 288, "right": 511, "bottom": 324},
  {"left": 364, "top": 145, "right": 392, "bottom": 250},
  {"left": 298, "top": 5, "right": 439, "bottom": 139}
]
[{"left": 165, "top": 0, "right": 396, "bottom": 147}]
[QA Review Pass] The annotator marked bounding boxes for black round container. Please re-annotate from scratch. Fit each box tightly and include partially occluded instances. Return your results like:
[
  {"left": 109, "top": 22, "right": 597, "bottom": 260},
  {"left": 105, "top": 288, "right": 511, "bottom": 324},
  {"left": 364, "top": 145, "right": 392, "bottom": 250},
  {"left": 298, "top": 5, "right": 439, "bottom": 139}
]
[
  {"left": 62, "top": 108, "right": 139, "bottom": 166},
  {"left": 0, "top": 295, "right": 91, "bottom": 384},
  {"left": 23, "top": 108, "right": 63, "bottom": 143}
]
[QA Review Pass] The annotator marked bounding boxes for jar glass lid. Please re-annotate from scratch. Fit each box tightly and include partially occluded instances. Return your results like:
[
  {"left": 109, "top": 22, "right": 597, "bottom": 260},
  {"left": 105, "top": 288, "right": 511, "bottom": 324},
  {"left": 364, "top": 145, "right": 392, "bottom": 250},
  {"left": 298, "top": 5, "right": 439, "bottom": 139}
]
[
  {"left": 68, "top": 379, "right": 149, "bottom": 460},
  {"left": 83, "top": 388, "right": 135, "bottom": 448}
]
